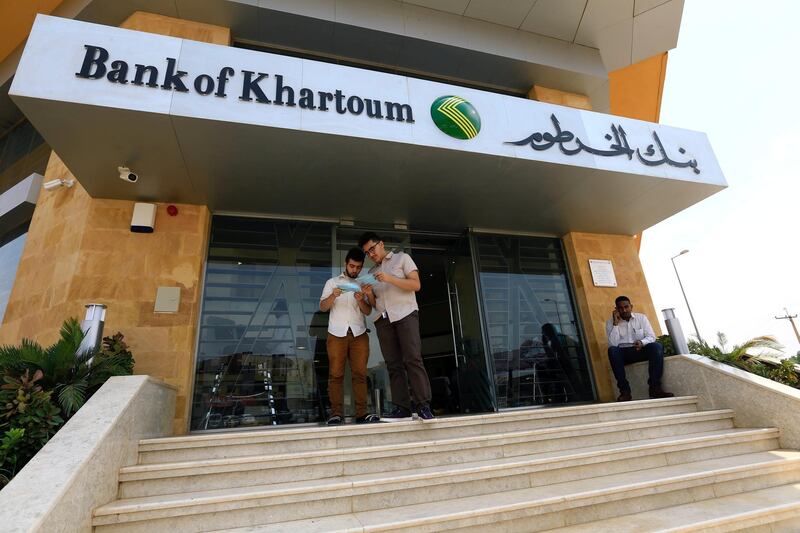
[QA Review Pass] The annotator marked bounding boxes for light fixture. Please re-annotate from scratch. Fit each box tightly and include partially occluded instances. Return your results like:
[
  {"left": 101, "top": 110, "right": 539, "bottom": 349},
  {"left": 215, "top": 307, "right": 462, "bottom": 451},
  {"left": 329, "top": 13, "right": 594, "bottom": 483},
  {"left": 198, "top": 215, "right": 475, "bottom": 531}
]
[{"left": 670, "top": 249, "right": 702, "bottom": 342}]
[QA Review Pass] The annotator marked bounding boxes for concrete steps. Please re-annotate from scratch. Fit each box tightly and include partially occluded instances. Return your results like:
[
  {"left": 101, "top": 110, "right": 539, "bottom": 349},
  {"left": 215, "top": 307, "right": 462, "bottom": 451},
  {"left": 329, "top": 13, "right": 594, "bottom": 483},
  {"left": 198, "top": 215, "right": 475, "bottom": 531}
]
[
  {"left": 136, "top": 397, "right": 699, "bottom": 463},
  {"left": 91, "top": 396, "right": 800, "bottom": 532},
  {"left": 118, "top": 410, "right": 740, "bottom": 498}
]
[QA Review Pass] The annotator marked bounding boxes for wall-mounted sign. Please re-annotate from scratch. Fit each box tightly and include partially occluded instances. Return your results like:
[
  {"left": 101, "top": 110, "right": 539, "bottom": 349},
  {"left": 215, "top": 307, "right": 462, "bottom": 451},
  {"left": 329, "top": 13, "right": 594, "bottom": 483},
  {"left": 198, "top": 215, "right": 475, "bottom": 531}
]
[
  {"left": 75, "top": 45, "right": 416, "bottom": 123},
  {"left": 11, "top": 15, "right": 726, "bottom": 189},
  {"left": 430, "top": 95, "right": 481, "bottom": 140},
  {"left": 507, "top": 114, "right": 700, "bottom": 174},
  {"left": 589, "top": 259, "right": 617, "bottom": 287}
]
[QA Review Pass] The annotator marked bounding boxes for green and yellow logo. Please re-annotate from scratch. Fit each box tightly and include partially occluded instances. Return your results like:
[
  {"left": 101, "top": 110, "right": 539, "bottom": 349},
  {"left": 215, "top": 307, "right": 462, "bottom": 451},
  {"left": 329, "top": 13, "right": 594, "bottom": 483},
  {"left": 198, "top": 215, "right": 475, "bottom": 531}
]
[{"left": 431, "top": 96, "right": 481, "bottom": 140}]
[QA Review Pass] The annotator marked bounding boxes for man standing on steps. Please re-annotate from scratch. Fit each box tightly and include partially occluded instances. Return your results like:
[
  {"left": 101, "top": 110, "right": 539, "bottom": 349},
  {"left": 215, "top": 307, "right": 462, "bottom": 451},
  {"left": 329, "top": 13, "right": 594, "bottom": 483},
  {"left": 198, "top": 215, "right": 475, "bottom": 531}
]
[
  {"left": 606, "top": 295, "right": 674, "bottom": 402},
  {"left": 358, "top": 232, "right": 434, "bottom": 422},
  {"left": 319, "top": 247, "right": 380, "bottom": 425}
]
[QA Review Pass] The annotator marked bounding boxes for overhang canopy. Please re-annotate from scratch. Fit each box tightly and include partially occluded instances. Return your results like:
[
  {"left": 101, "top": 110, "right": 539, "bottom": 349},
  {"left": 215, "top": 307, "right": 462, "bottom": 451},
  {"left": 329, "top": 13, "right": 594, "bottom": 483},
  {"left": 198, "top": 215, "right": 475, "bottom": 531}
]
[{"left": 10, "top": 15, "right": 724, "bottom": 236}]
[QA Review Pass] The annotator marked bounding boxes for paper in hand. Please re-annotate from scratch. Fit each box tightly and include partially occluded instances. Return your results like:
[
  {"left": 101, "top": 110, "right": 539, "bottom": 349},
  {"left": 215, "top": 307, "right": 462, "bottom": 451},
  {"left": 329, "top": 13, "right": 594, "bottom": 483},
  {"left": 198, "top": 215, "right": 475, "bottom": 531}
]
[
  {"left": 336, "top": 281, "right": 362, "bottom": 292},
  {"left": 355, "top": 274, "right": 377, "bottom": 286}
]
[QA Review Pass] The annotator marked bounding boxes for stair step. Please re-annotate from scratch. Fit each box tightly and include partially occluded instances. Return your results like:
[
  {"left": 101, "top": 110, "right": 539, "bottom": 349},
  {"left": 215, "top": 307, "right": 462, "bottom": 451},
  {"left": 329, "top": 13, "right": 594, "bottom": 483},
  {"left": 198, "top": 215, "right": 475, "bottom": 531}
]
[
  {"left": 93, "top": 448, "right": 797, "bottom": 531},
  {"left": 117, "top": 411, "right": 743, "bottom": 498},
  {"left": 541, "top": 482, "right": 800, "bottom": 532},
  {"left": 138, "top": 397, "right": 699, "bottom": 463},
  {"left": 214, "top": 482, "right": 800, "bottom": 533}
]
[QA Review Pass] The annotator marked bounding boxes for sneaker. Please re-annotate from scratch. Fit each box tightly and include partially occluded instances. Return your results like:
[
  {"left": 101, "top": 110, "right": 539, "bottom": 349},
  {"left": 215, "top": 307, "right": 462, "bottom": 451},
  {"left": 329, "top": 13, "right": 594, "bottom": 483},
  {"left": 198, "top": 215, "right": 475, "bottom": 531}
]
[
  {"left": 326, "top": 415, "right": 343, "bottom": 425},
  {"left": 649, "top": 386, "right": 675, "bottom": 399},
  {"left": 355, "top": 413, "right": 380, "bottom": 424},
  {"left": 617, "top": 391, "right": 633, "bottom": 402},
  {"left": 381, "top": 406, "right": 412, "bottom": 422},
  {"left": 417, "top": 405, "right": 435, "bottom": 421}
]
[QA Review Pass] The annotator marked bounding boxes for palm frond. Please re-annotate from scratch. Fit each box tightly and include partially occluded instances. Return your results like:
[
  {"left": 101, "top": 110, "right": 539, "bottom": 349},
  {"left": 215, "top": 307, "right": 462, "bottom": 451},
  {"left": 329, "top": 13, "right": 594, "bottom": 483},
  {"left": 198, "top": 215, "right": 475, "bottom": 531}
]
[
  {"left": 56, "top": 379, "right": 88, "bottom": 418},
  {"left": 729, "top": 335, "right": 784, "bottom": 360}
]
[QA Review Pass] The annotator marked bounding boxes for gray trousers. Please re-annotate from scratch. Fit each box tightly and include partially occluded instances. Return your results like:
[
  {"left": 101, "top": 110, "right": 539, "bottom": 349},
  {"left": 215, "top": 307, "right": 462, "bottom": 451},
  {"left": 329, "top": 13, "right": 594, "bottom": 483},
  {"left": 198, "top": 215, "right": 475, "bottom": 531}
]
[{"left": 375, "top": 311, "right": 432, "bottom": 410}]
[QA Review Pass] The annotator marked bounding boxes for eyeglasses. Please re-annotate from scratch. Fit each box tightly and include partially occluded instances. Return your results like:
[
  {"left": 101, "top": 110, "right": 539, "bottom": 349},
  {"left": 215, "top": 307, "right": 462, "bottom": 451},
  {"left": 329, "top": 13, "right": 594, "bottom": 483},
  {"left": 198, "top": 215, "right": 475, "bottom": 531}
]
[{"left": 364, "top": 241, "right": 381, "bottom": 256}]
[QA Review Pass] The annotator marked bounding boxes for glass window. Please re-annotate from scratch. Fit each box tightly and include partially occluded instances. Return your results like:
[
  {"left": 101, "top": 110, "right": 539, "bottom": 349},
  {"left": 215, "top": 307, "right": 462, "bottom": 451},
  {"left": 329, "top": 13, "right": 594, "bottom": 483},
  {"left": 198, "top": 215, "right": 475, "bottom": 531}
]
[
  {"left": 190, "top": 216, "right": 334, "bottom": 430},
  {"left": 0, "top": 229, "right": 28, "bottom": 324},
  {"left": 473, "top": 233, "right": 595, "bottom": 408}
]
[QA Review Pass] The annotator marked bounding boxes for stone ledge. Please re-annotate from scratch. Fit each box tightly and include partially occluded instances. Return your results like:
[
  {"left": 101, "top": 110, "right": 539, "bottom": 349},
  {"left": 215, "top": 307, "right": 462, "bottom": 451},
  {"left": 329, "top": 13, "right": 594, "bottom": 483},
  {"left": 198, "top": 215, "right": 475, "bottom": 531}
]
[
  {"left": 0, "top": 375, "right": 175, "bottom": 533},
  {"left": 617, "top": 354, "right": 800, "bottom": 449}
]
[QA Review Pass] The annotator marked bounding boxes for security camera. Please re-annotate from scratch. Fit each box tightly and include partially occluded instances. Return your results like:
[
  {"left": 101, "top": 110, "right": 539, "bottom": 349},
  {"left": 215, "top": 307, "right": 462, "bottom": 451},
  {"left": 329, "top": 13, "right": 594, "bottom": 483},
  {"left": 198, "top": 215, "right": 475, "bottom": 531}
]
[
  {"left": 43, "top": 178, "right": 75, "bottom": 190},
  {"left": 118, "top": 166, "right": 138, "bottom": 183}
]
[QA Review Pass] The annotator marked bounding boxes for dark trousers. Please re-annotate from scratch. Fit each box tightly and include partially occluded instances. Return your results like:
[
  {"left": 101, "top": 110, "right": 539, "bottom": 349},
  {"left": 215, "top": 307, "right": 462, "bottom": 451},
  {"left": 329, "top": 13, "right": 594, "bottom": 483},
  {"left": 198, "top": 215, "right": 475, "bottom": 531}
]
[
  {"left": 607, "top": 342, "right": 665, "bottom": 393},
  {"left": 375, "top": 311, "right": 432, "bottom": 410}
]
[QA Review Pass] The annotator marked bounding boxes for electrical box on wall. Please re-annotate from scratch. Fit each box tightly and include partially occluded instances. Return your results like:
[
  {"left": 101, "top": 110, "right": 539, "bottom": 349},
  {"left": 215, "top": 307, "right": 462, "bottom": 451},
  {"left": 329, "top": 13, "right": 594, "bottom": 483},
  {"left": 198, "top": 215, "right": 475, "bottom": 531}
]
[
  {"left": 131, "top": 202, "right": 156, "bottom": 233},
  {"left": 154, "top": 286, "right": 181, "bottom": 313}
]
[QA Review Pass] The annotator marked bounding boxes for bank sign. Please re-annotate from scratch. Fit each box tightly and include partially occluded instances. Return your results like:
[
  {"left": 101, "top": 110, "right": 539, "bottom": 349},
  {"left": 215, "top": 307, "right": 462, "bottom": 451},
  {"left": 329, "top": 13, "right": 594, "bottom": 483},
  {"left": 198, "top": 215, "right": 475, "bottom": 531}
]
[{"left": 12, "top": 15, "right": 723, "bottom": 186}]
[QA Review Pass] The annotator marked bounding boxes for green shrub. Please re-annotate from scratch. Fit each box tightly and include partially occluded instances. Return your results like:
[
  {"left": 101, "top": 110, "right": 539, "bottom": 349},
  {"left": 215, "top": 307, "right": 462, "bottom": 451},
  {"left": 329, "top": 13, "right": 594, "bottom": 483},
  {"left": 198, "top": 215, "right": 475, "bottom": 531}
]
[
  {"left": 0, "top": 319, "right": 135, "bottom": 488},
  {"left": 0, "top": 427, "right": 25, "bottom": 488},
  {"left": 0, "top": 369, "right": 64, "bottom": 481},
  {"left": 686, "top": 332, "right": 799, "bottom": 389},
  {"left": 656, "top": 335, "right": 676, "bottom": 356},
  {"left": 0, "top": 319, "right": 135, "bottom": 418}
]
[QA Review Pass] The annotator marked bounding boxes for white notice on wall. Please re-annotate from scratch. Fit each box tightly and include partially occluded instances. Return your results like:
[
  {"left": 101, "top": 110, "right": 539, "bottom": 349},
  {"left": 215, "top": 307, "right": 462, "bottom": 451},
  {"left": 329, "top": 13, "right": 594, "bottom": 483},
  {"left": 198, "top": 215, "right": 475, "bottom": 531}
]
[{"left": 589, "top": 259, "right": 617, "bottom": 287}]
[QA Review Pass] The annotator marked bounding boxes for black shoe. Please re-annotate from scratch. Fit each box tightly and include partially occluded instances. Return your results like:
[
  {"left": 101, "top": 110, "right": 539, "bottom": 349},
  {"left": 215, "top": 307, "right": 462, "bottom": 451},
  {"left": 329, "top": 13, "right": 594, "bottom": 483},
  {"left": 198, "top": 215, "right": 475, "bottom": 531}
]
[
  {"left": 649, "top": 386, "right": 675, "bottom": 399},
  {"left": 381, "top": 406, "right": 412, "bottom": 423},
  {"left": 417, "top": 405, "right": 435, "bottom": 421},
  {"left": 617, "top": 391, "right": 632, "bottom": 402},
  {"left": 355, "top": 413, "right": 380, "bottom": 424},
  {"left": 326, "top": 415, "right": 343, "bottom": 425}
]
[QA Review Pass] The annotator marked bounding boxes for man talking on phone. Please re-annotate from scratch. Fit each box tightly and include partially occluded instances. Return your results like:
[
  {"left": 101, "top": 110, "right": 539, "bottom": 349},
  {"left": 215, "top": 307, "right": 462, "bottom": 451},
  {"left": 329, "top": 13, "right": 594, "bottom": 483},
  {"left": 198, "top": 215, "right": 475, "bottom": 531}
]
[{"left": 606, "top": 295, "right": 673, "bottom": 402}]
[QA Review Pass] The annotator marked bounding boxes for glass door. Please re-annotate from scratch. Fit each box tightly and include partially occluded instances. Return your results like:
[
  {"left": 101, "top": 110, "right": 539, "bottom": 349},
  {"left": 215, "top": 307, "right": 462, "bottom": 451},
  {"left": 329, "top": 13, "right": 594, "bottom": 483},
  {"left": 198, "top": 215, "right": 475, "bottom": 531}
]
[
  {"left": 334, "top": 227, "right": 492, "bottom": 417},
  {"left": 190, "top": 216, "right": 334, "bottom": 430},
  {"left": 472, "top": 233, "right": 595, "bottom": 409}
]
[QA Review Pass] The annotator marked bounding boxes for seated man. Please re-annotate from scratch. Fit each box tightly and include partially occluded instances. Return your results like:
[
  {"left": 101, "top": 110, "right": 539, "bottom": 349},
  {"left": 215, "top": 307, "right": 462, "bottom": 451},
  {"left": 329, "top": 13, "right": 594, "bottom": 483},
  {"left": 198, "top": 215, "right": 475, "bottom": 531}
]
[{"left": 606, "top": 295, "right": 674, "bottom": 402}]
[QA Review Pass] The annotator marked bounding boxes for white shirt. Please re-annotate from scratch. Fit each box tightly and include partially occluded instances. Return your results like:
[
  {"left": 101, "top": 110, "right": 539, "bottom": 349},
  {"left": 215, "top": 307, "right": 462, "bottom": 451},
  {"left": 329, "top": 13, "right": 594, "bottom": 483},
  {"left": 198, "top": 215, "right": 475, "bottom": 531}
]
[
  {"left": 606, "top": 312, "right": 656, "bottom": 347},
  {"left": 368, "top": 251, "right": 419, "bottom": 323},
  {"left": 320, "top": 273, "right": 368, "bottom": 337}
]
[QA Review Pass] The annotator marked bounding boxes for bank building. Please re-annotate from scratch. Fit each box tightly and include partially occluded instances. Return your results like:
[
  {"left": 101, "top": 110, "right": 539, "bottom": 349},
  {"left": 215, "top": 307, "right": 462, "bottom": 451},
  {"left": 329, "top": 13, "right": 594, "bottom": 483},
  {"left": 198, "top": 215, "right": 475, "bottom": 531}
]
[{"left": 1, "top": 1, "right": 798, "bottom": 532}]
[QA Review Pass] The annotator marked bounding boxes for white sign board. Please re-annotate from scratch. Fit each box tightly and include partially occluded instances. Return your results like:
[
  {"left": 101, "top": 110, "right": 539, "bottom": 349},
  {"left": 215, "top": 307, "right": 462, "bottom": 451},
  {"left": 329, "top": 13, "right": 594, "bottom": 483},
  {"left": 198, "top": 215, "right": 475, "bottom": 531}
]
[
  {"left": 10, "top": 15, "right": 726, "bottom": 188},
  {"left": 589, "top": 259, "right": 617, "bottom": 287}
]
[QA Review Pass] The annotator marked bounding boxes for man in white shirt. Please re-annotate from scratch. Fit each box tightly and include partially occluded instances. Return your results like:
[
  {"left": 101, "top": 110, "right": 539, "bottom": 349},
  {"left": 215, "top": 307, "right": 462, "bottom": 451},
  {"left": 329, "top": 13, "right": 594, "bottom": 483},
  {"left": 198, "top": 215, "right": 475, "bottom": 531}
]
[
  {"left": 358, "top": 232, "right": 434, "bottom": 422},
  {"left": 319, "top": 247, "right": 380, "bottom": 425},
  {"left": 606, "top": 295, "right": 673, "bottom": 402}
]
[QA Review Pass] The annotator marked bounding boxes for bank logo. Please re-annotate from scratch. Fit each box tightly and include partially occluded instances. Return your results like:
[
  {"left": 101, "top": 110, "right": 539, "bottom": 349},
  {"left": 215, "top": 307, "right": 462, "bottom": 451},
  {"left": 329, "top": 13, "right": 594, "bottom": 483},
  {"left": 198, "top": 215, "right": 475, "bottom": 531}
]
[{"left": 431, "top": 96, "right": 481, "bottom": 140}]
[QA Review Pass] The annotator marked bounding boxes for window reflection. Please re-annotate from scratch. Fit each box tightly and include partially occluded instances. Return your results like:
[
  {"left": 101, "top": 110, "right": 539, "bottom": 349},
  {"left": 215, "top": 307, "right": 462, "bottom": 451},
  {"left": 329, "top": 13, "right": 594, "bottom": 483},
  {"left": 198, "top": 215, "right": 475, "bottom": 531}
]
[
  {"left": 190, "top": 217, "right": 332, "bottom": 430},
  {"left": 474, "top": 234, "right": 594, "bottom": 408},
  {"left": 0, "top": 229, "right": 28, "bottom": 324}
]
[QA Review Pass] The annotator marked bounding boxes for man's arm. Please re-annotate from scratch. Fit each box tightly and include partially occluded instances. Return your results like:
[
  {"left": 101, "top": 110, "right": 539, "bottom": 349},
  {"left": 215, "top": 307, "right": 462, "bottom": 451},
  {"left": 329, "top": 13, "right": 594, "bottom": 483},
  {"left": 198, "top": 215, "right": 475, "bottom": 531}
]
[
  {"left": 362, "top": 283, "right": 376, "bottom": 308},
  {"left": 319, "top": 280, "right": 341, "bottom": 312},
  {"left": 639, "top": 314, "right": 656, "bottom": 345},
  {"left": 606, "top": 319, "right": 621, "bottom": 347},
  {"left": 354, "top": 291, "right": 372, "bottom": 315},
  {"left": 375, "top": 270, "right": 421, "bottom": 292}
]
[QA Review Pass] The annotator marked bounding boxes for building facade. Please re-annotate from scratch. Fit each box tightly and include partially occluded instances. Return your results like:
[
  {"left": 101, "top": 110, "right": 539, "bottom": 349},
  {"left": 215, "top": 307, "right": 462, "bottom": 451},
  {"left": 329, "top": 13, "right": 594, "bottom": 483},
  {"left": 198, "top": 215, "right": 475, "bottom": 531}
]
[{"left": 0, "top": 0, "right": 724, "bottom": 435}]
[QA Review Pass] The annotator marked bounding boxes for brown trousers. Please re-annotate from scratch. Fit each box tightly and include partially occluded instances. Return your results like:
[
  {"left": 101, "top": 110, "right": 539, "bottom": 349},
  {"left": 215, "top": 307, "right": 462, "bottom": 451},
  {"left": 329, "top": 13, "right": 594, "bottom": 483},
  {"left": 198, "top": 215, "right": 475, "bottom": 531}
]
[{"left": 326, "top": 331, "right": 370, "bottom": 418}]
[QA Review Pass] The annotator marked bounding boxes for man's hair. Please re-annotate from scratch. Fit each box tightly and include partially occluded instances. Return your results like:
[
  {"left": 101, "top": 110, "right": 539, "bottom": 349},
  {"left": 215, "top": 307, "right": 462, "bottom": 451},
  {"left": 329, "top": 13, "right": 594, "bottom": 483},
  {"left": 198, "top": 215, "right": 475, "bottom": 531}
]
[
  {"left": 345, "top": 247, "right": 365, "bottom": 264},
  {"left": 615, "top": 295, "right": 631, "bottom": 306},
  {"left": 357, "top": 232, "right": 382, "bottom": 248}
]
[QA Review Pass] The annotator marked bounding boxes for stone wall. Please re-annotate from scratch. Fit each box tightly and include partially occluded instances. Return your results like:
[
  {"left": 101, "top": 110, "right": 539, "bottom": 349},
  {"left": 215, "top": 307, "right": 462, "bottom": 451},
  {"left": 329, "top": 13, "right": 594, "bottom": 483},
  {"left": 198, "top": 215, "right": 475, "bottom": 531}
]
[
  {"left": 0, "top": 153, "right": 209, "bottom": 434},
  {"left": 562, "top": 232, "right": 661, "bottom": 402},
  {"left": 0, "top": 375, "right": 175, "bottom": 532}
]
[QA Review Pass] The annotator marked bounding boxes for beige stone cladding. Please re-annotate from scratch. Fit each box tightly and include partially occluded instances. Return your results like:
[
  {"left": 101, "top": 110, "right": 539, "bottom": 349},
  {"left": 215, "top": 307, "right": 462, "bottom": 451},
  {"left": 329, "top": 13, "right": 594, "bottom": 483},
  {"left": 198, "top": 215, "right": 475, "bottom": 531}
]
[
  {"left": 0, "top": 153, "right": 209, "bottom": 435},
  {"left": 562, "top": 232, "right": 662, "bottom": 402}
]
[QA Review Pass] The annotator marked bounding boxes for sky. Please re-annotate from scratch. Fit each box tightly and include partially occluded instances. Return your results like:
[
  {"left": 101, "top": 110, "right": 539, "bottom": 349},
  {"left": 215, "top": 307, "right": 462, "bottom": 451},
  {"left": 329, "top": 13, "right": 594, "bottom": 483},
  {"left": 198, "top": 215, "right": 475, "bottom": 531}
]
[{"left": 640, "top": 0, "right": 800, "bottom": 356}]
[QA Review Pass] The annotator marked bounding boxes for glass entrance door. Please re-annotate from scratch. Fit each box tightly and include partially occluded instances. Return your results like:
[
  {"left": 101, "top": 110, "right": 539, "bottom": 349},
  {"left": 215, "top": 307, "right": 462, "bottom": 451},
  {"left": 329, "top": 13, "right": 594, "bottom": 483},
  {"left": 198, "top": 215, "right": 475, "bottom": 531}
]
[
  {"left": 472, "top": 233, "right": 596, "bottom": 409},
  {"left": 190, "top": 216, "right": 334, "bottom": 430},
  {"left": 334, "top": 228, "right": 492, "bottom": 417}
]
